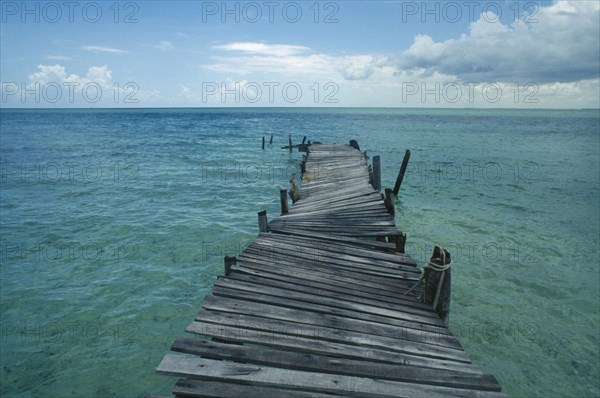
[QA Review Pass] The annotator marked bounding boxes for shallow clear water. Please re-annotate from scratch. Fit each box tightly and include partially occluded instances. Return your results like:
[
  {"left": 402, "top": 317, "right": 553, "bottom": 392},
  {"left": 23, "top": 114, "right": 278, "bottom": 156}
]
[{"left": 1, "top": 108, "right": 598, "bottom": 397}]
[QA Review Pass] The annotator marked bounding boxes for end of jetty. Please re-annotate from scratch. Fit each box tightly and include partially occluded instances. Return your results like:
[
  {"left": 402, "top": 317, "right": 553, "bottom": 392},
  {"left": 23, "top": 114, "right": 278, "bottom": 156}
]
[{"left": 155, "top": 141, "right": 505, "bottom": 397}]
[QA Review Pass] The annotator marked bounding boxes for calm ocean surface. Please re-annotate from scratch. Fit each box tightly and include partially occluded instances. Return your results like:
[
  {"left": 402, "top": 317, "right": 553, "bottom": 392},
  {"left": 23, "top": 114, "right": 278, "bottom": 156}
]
[{"left": 0, "top": 108, "right": 598, "bottom": 397}]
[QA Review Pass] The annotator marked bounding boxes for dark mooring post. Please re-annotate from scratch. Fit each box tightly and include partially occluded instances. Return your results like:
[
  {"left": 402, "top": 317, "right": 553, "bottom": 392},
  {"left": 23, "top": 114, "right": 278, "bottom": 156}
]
[
  {"left": 372, "top": 155, "right": 381, "bottom": 192},
  {"left": 258, "top": 210, "right": 269, "bottom": 233},
  {"left": 269, "top": 134, "right": 273, "bottom": 144},
  {"left": 288, "top": 174, "right": 300, "bottom": 203},
  {"left": 224, "top": 256, "right": 236, "bottom": 276},
  {"left": 288, "top": 134, "right": 292, "bottom": 153},
  {"left": 422, "top": 246, "right": 452, "bottom": 326},
  {"left": 262, "top": 136, "right": 265, "bottom": 150},
  {"left": 384, "top": 188, "right": 395, "bottom": 215},
  {"left": 389, "top": 232, "right": 406, "bottom": 254},
  {"left": 393, "top": 149, "right": 411, "bottom": 196},
  {"left": 280, "top": 188, "right": 289, "bottom": 215}
]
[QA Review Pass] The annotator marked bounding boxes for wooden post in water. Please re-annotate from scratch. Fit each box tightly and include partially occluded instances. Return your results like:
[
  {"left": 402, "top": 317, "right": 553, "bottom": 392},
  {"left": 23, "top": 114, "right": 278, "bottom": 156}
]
[
  {"left": 422, "top": 246, "right": 451, "bottom": 326},
  {"left": 288, "top": 174, "right": 300, "bottom": 203},
  {"left": 280, "top": 188, "right": 289, "bottom": 215},
  {"left": 258, "top": 210, "right": 269, "bottom": 233},
  {"left": 269, "top": 134, "right": 273, "bottom": 144},
  {"left": 262, "top": 136, "right": 265, "bottom": 150},
  {"left": 224, "top": 256, "right": 236, "bottom": 276},
  {"left": 393, "top": 149, "right": 411, "bottom": 196},
  {"left": 384, "top": 188, "right": 395, "bottom": 215},
  {"left": 288, "top": 134, "right": 292, "bottom": 153},
  {"left": 389, "top": 233, "right": 406, "bottom": 254},
  {"left": 372, "top": 156, "right": 381, "bottom": 192},
  {"left": 301, "top": 156, "right": 307, "bottom": 174}
]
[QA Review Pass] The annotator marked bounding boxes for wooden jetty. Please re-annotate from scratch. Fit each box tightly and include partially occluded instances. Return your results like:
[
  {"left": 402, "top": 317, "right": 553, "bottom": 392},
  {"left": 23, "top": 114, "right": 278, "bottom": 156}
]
[{"left": 156, "top": 142, "right": 505, "bottom": 397}]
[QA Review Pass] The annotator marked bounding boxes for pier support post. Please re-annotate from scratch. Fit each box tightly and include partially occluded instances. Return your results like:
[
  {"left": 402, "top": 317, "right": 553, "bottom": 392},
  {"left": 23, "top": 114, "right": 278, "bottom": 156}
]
[
  {"left": 422, "top": 246, "right": 452, "bottom": 326},
  {"left": 389, "top": 233, "right": 406, "bottom": 254},
  {"left": 298, "top": 136, "right": 309, "bottom": 152},
  {"left": 289, "top": 175, "right": 300, "bottom": 203},
  {"left": 393, "top": 149, "right": 411, "bottom": 196},
  {"left": 269, "top": 134, "right": 273, "bottom": 144},
  {"left": 262, "top": 136, "right": 265, "bottom": 150},
  {"left": 372, "top": 156, "right": 381, "bottom": 192},
  {"left": 224, "top": 256, "right": 236, "bottom": 276},
  {"left": 280, "top": 188, "right": 289, "bottom": 215},
  {"left": 258, "top": 210, "right": 269, "bottom": 233},
  {"left": 384, "top": 188, "right": 395, "bottom": 215}
]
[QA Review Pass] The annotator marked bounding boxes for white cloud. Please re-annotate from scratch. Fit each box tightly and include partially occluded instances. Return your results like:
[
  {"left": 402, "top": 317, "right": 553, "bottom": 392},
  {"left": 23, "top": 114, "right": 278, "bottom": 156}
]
[
  {"left": 81, "top": 45, "right": 128, "bottom": 54},
  {"left": 28, "top": 64, "right": 69, "bottom": 84},
  {"left": 85, "top": 65, "right": 113, "bottom": 85},
  {"left": 393, "top": 1, "right": 600, "bottom": 83},
  {"left": 45, "top": 55, "right": 72, "bottom": 61},
  {"left": 337, "top": 56, "right": 384, "bottom": 80},
  {"left": 27, "top": 64, "right": 113, "bottom": 89},
  {"left": 205, "top": 43, "right": 383, "bottom": 82},
  {"left": 213, "top": 42, "right": 310, "bottom": 56},
  {"left": 0, "top": 64, "right": 143, "bottom": 107},
  {"left": 155, "top": 41, "right": 175, "bottom": 52}
]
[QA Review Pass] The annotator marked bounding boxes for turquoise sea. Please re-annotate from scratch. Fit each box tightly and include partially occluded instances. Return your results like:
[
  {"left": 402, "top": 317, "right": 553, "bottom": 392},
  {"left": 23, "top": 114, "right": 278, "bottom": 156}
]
[{"left": 0, "top": 108, "right": 599, "bottom": 397}]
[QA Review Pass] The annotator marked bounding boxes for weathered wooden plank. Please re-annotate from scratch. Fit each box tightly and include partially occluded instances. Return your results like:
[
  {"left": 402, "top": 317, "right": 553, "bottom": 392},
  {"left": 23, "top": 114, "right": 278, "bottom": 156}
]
[
  {"left": 226, "top": 272, "right": 438, "bottom": 319},
  {"left": 275, "top": 230, "right": 402, "bottom": 238},
  {"left": 243, "top": 244, "right": 419, "bottom": 281},
  {"left": 240, "top": 249, "right": 418, "bottom": 286},
  {"left": 281, "top": 202, "right": 388, "bottom": 216},
  {"left": 200, "top": 295, "right": 457, "bottom": 348},
  {"left": 238, "top": 247, "right": 411, "bottom": 282},
  {"left": 300, "top": 186, "right": 376, "bottom": 201},
  {"left": 172, "top": 338, "right": 501, "bottom": 391},
  {"left": 287, "top": 194, "right": 384, "bottom": 211},
  {"left": 158, "top": 355, "right": 507, "bottom": 397},
  {"left": 248, "top": 238, "right": 419, "bottom": 272},
  {"left": 232, "top": 264, "right": 427, "bottom": 309},
  {"left": 172, "top": 379, "right": 344, "bottom": 398},
  {"left": 184, "top": 323, "right": 479, "bottom": 374},
  {"left": 213, "top": 278, "right": 444, "bottom": 326},
  {"left": 237, "top": 252, "right": 420, "bottom": 293},
  {"left": 234, "top": 256, "right": 422, "bottom": 302},
  {"left": 274, "top": 215, "right": 395, "bottom": 226},
  {"left": 272, "top": 216, "right": 395, "bottom": 225},
  {"left": 210, "top": 286, "right": 446, "bottom": 333},
  {"left": 289, "top": 190, "right": 381, "bottom": 210},
  {"left": 260, "top": 229, "right": 398, "bottom": 251},
  {"left": 196, "top": 309, "right": 469, "bottom": 362},
  {"left": 269, "top": 225, "right": 401, "bottom": 237},
  {"left": 276, "top": 215, "right": 396, "bottom": 224},
  {"left": 255, "top": 233, "right": 417, "bottom": 267}
]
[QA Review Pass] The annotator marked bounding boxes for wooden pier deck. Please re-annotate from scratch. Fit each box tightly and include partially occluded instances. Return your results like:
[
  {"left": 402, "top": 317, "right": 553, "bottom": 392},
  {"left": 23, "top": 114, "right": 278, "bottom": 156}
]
[{"left": 156, "top": 143, "right": 505, "bottom": 397}]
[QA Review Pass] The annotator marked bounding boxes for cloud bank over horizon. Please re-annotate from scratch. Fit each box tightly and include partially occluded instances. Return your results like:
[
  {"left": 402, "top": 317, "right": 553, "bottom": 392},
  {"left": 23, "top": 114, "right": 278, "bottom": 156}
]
[{"left": 1, "top": 0, "right": 598, "bottom": 108}]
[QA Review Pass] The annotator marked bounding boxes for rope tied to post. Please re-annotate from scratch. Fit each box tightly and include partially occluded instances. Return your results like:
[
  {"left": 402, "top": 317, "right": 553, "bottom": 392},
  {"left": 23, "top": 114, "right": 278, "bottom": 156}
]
[
  {"left": 425, "top": 247, "right": 451, "bottom": 310},
  {"left": 403, "top": 247, "right": 452, "bottom": 310}
]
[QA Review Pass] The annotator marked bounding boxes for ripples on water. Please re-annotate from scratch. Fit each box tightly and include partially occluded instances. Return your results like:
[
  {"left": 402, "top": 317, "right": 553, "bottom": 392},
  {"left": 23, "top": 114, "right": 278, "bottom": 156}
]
[{"left": 1, "top": 108, "right": 598, "bottom": 397}]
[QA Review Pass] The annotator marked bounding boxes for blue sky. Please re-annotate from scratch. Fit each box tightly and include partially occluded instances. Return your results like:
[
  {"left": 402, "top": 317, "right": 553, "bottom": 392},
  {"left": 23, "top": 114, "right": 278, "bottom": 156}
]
[{"left": 1, "top": 0, "right": 599, "bottom": 107}]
